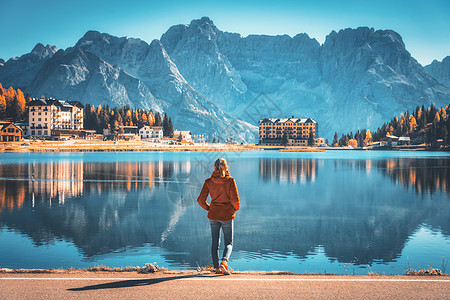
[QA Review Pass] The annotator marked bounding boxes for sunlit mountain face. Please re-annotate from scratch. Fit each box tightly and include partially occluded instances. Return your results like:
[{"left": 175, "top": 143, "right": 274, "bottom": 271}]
[{"left": 1, "top": 18, "right": 449, "bottom": 141}]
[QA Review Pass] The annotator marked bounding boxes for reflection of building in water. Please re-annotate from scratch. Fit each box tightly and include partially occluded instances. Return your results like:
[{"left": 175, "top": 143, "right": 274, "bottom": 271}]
[
  {"left": 259, "top": 159, "right": 317, "bottom": 183},
  {"left": 28, "top": 161, "right": 84, "bottom": 202},
  {"left": 83, "top": 160, "right": 181, "bottom": 193}
]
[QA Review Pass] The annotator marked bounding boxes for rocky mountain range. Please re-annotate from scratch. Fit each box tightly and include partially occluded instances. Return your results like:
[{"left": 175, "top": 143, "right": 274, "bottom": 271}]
[
  {"left": 425, "top": 56, "right": 450, "bottom": 88},
  {"left": 0, "top": 17, "right": 449, "bottom": 141}
]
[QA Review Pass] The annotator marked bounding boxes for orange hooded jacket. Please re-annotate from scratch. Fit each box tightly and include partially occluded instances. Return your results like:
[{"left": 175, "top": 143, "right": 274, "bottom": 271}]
[{"left": 197, "top": 170, "right": 240, "bottom": 221}]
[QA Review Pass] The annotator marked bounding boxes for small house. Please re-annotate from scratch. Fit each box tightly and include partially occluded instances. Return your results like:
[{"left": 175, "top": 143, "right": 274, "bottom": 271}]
[
  {"left": 398, "top": 136, "right": 411, "bottom": 145},
  {"left": 173, "top": 130, "right": 192, "bottom": 142},
  {"left": 139, "top": 126, "right": 163, "bottom": 139},
  {"left": 0, "top": 122, "right": 23, "bottom": 142}
]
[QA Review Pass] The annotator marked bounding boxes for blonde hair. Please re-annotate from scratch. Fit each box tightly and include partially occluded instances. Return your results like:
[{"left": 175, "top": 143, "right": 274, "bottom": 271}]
[{"left": 214, "top": 158, "right": 228, "bottom": 177}]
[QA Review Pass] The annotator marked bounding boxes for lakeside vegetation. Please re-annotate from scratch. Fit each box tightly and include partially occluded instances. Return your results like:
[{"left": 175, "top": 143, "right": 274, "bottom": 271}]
[
  {"left": 0, "top": 83, "right": 176, "bottom": 137},
  {"left": 2, "top": 82, "right": 449, "bottom": 149},
  {"left": 334, "top": 104, "right": 450, "bottom": 148},
  {"left": 84, "top": 104, "right": 174, "bottom": 137}
]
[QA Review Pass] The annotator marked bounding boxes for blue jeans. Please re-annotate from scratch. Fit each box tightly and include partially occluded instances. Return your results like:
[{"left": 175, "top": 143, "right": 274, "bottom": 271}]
[{"left": 210, "top": 219, "right": 234, "bottom": 268}]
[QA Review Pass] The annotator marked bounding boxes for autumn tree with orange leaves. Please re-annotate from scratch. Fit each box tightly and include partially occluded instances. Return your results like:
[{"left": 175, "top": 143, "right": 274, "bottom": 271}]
[
  {"left": 340, "top": 104, "right": 450, "bottom": 147},
  {"left": 0, "top": 84, "right": 28, "bottom": 121}
]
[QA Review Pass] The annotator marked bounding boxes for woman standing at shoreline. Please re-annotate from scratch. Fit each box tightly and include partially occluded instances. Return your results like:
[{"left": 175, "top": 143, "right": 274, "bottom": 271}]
[{"left": 197, "top": 158, "right": 240, "bottom": 275}]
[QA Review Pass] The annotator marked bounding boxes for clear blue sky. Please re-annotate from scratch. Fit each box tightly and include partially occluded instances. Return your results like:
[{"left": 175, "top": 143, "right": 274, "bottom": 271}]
[{"left": 0, "top": 0, "right": 449, "bottom": 65}]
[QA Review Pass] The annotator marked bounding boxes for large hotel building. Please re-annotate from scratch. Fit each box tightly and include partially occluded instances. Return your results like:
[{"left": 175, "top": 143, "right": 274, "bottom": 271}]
[
  {"left": 27, "top": 98, "right": 84, "bottom": 136},
  {"left": 258, "top": 117, "right": 318, "bottom": 146}
]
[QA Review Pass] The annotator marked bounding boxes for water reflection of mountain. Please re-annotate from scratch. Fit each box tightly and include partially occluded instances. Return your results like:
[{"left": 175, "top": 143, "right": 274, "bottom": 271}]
[{"left": 0, "top": 156, "right": 449, "bottom": 269}]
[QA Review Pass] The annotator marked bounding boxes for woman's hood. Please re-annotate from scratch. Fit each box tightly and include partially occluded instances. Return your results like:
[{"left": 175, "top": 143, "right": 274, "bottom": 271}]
[{"left": 210, "top": 170, "right": 230, "bottom": 183}]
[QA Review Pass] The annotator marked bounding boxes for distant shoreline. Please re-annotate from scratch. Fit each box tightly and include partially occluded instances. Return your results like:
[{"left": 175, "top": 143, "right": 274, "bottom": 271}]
[
  {"left": 0, "top": 140, "right": 323, "bottom": 153},
  {"left": 0, "top": 140, "right": 447, "bottom": 153}
]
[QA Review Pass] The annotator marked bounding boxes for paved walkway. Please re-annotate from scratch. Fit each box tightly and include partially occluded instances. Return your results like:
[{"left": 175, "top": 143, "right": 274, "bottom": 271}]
[{"left": 1, "top": 272, "right": 449, "bottom": 299}]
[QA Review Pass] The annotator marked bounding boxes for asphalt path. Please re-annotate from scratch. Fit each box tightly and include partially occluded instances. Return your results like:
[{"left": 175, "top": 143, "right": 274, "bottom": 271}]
[{"left": 1, "top": 272, "right": 449, "bottom": 299}]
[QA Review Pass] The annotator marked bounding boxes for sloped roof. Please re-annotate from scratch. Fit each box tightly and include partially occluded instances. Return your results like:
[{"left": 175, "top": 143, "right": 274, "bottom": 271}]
[
  {"left": 259, "top": 117, "right": 317, "bottom": 124},
  {"left": 140, "top": 126, "right": 163, "bottom": 131},
  {"left": 28, "top": 98, "right": 84, "bottom": 109},
  {"left": 0, "top": 122, "right": 22, "bottom": 132}
]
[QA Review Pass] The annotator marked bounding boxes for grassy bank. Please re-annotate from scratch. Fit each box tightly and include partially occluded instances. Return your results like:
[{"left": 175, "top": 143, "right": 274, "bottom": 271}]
[{"left": 0, "top": 265, "right": 447, "bottom": 276}]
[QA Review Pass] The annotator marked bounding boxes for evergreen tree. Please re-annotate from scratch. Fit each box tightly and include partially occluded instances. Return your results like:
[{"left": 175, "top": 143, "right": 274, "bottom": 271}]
[
  {"left": 332, "top": 132, "right": 339, "bottom": 147},
  {"left": 10, "top": 95, "right": 23, "bottom": 121},
  {"left": 154, "top": 112, "right": 162, "bottom": 126},
  {"left": 282, "top": 130, "right": 289, "bottom": 146},
  {"left": 168, "top": 117, "right": 174, "bottom": 138},
  {"left": 339, "top": 134, "right": 348, "bottom": 146},
  {"left": 307, "top": 130, "right": 315, "bottom": 146},
  {"left": 441, "top": 126, "right": 448, "bottom": 146},
  {"left": 162, "top": 113, "right": 169, "bottom": 137}
]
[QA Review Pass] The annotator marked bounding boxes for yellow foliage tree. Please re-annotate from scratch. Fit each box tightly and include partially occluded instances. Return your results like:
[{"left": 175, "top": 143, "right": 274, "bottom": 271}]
[
  {"left": 387, "top": 125, "right": 394, "bottom": 135},
  {"left": 147, "top": 111, "right": 155, "bottom": 125},
  {"left": 364, "top": 129, "right": 372, "bottom": 146},
  {"left": 434, "top": 112, "right": 440, "bottom": 123},
  {"left": 5, "top": 86, "right": 15, "bottom": 103},
  {"left": 348, "top": 139, "right": 358, "bottom": 148},
  {"left": 439, "top": 108, "right": 447, "bottom": 120},
  {"left": 0, "top": 94, "right": 6, "bottom": 117},
  {"left": 141, "top": 112, "right": 148, "bottom": 124},
  {"left": 16, "top": 89, "right": 26, "bottom": 115},
  {"left": 409, "top": 115, "right": 417, "bottom": 132}
]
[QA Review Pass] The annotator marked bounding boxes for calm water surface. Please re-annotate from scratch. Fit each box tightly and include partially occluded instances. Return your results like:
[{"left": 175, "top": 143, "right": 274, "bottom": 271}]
[{"left": 0, "top": 151, "right": 449, "bottom": 275}]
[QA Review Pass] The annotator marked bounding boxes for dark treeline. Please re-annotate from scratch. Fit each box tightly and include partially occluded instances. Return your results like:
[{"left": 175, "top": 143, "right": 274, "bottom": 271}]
[
  {"left": 333, "top": 104, "right": 450, "bottom": 147},
  {"left": 84, "top": 104, "right": 174, "bottom": 137}
]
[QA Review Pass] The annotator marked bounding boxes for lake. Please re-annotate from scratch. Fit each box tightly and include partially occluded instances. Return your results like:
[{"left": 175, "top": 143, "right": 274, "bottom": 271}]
[{"left": 0, "top": 150, "right": 449, "bottom": 275}]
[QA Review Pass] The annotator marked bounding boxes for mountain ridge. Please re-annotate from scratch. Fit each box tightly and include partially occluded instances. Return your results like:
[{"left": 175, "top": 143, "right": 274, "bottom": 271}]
[{"left": 0, "top": 17, "right": 448, "bottom": 141}]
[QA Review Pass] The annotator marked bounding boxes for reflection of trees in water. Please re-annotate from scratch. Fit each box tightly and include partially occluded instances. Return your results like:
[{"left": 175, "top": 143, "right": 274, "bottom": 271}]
[
  {"left": 336, "top": 158, "right": 450, "bottom": 195},
  {"left": 375, "top": 158, "right": 449, "bottom": 195},
  {"left": 0, "top": 180, "right": 26, "bottom": 212},
  {"left": 259, "top": 158, "right": 317, "bottom": 183}
]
